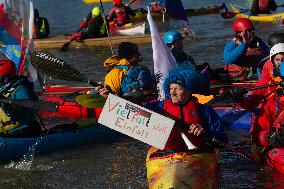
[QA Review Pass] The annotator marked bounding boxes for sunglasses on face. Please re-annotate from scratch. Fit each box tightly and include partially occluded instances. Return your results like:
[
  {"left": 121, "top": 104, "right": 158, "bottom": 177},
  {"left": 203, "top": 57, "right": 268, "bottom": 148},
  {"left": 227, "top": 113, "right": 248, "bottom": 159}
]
[{"left": 241, "top": 28, "right": 254, "bottom": 33}]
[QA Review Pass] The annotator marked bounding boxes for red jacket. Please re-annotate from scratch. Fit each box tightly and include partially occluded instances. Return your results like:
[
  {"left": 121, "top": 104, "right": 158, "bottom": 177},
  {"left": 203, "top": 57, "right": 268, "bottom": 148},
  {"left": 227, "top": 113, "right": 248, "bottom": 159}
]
[
  {"left": 251, "top": 93, "right": 284, "bottom": 147},
  {"left": 163, "top": 99, "right": 204, "bottom": 151}
]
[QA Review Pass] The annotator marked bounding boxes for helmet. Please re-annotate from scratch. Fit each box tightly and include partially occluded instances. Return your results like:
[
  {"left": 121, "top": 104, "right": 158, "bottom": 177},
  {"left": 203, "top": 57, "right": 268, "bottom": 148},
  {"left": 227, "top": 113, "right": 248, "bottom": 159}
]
[
  {"left": 270, "top": 43, "right": 284, "bottom": 61},
  {"left": 268, "top": 33, "right": 284, "bottom": 47},
  {"left": 163, "top": 30, "right": 184, "bottom": 44},
  {"left": 164, "top": 65, "right": 197, "bottom": 99},
  {"left": 113, "top": 0, "right": 122, "bottom": 5},
  {"left": 92, "top": 7, "right": 101, "bottom": 16},
  {"left": 233, "top": 18, "right": 254, "bottom": 33},
  {"left": 0, "top": 60, "right": 16, "bottom": 80}
]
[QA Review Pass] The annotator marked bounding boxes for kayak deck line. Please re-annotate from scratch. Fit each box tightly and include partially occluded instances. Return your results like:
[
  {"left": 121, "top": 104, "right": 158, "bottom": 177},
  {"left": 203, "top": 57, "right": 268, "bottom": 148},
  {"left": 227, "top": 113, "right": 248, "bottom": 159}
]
[{"left": 34, "top": 30, "right": 191, "bottom": 49}]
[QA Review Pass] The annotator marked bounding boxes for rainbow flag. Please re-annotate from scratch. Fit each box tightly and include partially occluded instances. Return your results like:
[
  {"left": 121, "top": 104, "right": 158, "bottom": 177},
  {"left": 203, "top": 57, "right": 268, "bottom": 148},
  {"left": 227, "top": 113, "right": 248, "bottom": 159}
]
[{"left": 0, "top": 0, "right": 34, "bottom": 78}]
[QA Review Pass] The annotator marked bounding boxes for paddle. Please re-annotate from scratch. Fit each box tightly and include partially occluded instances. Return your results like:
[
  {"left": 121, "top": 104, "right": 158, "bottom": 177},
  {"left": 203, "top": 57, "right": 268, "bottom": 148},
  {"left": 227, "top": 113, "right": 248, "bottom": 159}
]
[
  {"left": 0, "top": 99, "right": 58, "bottom": 112},
  {"left": 30, "top": 51, "right": 100, "bottom": 87},
  {"left": 61, "top": 28, "right": 84, "bottom": 52}
]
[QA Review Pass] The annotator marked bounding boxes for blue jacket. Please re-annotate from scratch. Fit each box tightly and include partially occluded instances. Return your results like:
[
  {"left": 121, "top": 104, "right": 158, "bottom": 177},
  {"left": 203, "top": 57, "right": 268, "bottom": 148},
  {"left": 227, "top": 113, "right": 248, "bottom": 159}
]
[{"left": 223, "top": 36, "right": 269, "bottom": 65}]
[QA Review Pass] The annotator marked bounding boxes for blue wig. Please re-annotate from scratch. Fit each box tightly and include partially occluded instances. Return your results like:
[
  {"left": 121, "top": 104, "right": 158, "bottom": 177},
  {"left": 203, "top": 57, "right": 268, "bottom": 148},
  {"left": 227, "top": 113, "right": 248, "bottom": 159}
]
[{"left": 164, "top": 65, "right": 210, "bottom": 99}]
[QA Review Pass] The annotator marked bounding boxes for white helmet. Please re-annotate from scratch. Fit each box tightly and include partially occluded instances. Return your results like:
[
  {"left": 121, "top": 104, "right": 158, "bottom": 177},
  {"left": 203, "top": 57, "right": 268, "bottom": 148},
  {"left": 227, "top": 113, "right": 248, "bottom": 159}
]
[{"left": 270, "top": 43, "right": 284, "bottom": 60}]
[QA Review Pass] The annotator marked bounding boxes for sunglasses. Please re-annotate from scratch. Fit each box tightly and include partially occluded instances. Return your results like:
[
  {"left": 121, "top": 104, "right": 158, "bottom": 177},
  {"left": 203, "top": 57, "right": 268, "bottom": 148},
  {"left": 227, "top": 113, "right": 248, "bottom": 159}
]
[{"left": 241, "top": 28, "right": 254, "bottom": 33}]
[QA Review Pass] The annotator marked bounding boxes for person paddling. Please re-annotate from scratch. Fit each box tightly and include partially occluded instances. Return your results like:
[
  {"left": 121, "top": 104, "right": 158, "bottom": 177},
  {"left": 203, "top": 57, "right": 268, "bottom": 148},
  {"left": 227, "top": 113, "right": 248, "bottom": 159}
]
[
  {"left": 0, "top": 58, "right": 40, "bottom": 135},
  {"left": 107, "top": 0, "right": 136, "bottom": 28},
  {"left": 70, "top": 7, "right": 107, "bottom": 41},
  {"left": 94, "top": 42, "right": 155, "bottom": 100},
  {"left": 33, "top": 9, "right": 50, "bottom": 39},
  {"left": 223, "top": 18, "right": 269, "bottom": 80},
  {"left": 250, "top": 62, "right": 284, "bottom": 174},
  {"left": 250, "top": 0, "right": 278, "bottom": 15}
]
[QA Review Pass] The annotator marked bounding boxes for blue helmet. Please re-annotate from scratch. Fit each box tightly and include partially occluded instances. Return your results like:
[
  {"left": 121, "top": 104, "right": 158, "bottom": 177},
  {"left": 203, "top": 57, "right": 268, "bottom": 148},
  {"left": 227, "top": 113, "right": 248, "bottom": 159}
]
[
  {"left": 163, "top": 30, "right": 184, "bottom": 44},
  {"left": 164, "top": 65, "right": 197, "bottom": 99}
]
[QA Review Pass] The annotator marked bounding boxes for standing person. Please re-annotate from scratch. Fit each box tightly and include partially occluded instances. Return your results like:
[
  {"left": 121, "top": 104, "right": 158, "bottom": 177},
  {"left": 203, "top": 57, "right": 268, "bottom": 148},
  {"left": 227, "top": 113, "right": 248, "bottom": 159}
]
[
  {"left": 0, "top": 59, "right": 40, "bottom": 135},
  {"left": 108, "top": 0, "right": 136, "bottom": 27},
  {"left": 250, "top": 0, "right": 278, "bottom": 15},
  {"left": 223, "top": 18, "right": 269, "bottom": 80},
  {"left": 97, "top": 42, "right": 154, "bottom": 99},
  {"left": 33, "top": 9, "right": 50, "bottom": 39},
  {"left": 70, "top": 7, "right": 107, "bottom": 41}
]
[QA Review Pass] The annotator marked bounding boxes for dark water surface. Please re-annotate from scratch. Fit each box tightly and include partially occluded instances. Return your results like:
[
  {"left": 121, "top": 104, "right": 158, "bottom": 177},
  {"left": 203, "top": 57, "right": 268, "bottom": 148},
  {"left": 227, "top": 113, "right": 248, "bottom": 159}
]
[{"left": 1, "top": 0, "right": 284, "bottom": 188}]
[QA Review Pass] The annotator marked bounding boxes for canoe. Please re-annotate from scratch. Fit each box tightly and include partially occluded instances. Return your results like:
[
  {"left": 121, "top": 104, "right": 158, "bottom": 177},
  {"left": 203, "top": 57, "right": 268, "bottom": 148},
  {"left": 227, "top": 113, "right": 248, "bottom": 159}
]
[
  {"left": 34, "top": 30, "right": 190, "bottom": 49},
  {"left": 146, "top": 147, "right": 220, "bottom": 189},
  {"left": 131, "top": 3, "right": 227, "bottom": 24},
  {"left": 230, "top": 4, "right": 284, "bottom": 23},
  {"left": 110, "top": 22, "right": 146, "bottom": 36}
]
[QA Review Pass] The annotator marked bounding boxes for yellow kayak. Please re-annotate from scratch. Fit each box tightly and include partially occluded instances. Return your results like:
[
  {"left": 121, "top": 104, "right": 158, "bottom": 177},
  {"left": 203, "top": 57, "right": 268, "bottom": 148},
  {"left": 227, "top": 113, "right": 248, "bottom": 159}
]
[
  {"left": 146, "top": 147, "right": 220, "bottom": 189},
  {"left": 230, "top": 4, "right": 284, "bottom": 23}
]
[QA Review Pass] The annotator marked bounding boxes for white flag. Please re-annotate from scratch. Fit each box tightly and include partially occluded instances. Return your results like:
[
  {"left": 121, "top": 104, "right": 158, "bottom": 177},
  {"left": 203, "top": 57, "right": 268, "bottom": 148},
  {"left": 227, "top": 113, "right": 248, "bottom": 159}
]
[{"left": 147, "top": 6, "right": 177, "bottom": 100}]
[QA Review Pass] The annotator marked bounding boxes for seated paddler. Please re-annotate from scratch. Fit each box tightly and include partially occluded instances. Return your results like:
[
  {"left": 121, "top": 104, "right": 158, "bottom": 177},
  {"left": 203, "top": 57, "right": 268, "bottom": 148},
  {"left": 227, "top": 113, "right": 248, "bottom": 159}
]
[
  {"left": 95, "top": 66, "right": 228, "bottom": 152},
  {"left": 0, "top": 56, "right": 40, "bottom": 135},
  {"left": 93, "top": 42, "right": 155, "bottom": 101}
]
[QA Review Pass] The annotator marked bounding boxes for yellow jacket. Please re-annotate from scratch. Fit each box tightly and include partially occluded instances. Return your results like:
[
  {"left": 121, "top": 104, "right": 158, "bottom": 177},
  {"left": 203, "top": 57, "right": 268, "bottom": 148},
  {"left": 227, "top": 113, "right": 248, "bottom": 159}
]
[{"left": 103, "top": 55, "right": 130, "bottom": 94}]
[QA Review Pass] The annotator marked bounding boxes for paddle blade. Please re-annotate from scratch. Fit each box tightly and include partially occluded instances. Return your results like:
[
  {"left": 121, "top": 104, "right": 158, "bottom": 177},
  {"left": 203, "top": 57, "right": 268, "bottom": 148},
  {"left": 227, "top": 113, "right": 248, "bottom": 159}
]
[
  {"left": 61, "top": 41, "right": 71, "bottom": 52},
  {"left": 30, "top": 51, "right": 89, "bottom": 83},
  {"left": 76, "top": 94, "right": 106, "bottom": 108},
  {"left": 83, "top": 0, "right": 112, "bottom": 4},
  {"left": 221, "top": 12, "right": 237, "bottom": 19}
]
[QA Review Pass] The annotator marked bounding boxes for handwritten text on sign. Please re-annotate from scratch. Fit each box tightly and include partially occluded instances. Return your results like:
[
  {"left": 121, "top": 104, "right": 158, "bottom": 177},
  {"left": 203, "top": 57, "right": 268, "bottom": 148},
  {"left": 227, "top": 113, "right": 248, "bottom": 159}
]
[{"left": 98, "top": 94, "right": 175, "bottom": 149}]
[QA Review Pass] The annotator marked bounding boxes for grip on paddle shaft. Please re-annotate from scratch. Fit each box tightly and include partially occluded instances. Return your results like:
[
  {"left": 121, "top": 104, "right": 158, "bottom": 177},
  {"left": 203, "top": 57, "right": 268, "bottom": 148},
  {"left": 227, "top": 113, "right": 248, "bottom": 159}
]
[{"left": 88, "top": 80, "right": 101, "bottom": 87}]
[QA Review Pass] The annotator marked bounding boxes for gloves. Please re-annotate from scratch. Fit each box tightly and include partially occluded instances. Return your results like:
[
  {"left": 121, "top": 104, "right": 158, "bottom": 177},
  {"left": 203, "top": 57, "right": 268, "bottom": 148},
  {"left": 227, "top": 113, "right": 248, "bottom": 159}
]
[
  {"left": 266, "top": 128, "right": 284, "bottom": 148},
  {"left": 80, "top": 21, "right": 88, "bottom": 28},
  {"left": 70, "top": 32, "right": 82, "bottom": 40}
]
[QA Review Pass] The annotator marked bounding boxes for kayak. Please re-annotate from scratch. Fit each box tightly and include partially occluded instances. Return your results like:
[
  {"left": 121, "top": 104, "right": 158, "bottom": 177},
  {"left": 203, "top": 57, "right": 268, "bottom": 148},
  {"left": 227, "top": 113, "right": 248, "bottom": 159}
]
[
  {"left": 110, "top": 22, "right": 146, "bottom": 36},
  {"left": 131, "top": 3, "right": 227, "bottom": 24},
  {"left": 251, "top": 144, "right": 284, "bottom": 174},
  {"left": 214, "top": 106, "right": 251, "bottom": 129},
  {"left": 230, "top": 4, "right": 284, "bottom": 23},
  {"left": 146, "top": 147, "right": 220, "bottom": 189},
  {"left": 0, "top": 89, "right": 122, "bottom": 162},
  {"left": 34, "top": 30, "right": 189, "bottom": 49}
]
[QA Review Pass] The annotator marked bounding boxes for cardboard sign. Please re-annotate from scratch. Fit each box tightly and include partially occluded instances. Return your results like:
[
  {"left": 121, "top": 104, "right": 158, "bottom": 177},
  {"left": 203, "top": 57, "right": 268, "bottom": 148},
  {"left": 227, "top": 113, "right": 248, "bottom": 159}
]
[{"left": 98, "top": 94, "right": 175, "bottom": 149}]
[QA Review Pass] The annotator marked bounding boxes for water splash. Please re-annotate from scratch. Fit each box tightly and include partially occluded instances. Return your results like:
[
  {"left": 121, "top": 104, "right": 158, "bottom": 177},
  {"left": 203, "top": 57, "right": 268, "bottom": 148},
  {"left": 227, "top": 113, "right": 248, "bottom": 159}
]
[{"left": 5, "top": 137, "right": 43, "bottom": 171}]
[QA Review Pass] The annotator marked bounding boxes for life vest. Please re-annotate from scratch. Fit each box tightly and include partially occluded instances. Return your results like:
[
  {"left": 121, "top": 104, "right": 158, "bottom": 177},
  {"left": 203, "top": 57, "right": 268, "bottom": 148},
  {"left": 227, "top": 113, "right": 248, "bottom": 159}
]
[
  {"left": 163, "top": 98, "right": 203, "bottom": 151},
  {"left": 259, "top": 0, "right": 271, "bottom": 12},
  {"left": 114, "top": 6, "right": 128, "bottom": 25},
  {"left": 34, "top": 17, "right": 49, "bottom": 39}
]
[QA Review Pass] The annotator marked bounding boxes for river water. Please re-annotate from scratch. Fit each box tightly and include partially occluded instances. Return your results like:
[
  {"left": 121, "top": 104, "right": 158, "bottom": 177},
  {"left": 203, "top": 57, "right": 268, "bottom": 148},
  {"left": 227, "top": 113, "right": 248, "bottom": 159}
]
[{"left": 1, "top": 0, "right": 284, "bottom": 188}]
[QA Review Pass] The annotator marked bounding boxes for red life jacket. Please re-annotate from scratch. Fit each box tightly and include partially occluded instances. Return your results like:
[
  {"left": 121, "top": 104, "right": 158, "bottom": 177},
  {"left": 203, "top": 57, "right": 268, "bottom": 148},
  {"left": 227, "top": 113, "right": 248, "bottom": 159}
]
[
  {"left": 114, "top": 6, "right": 128, "bottom": 25},
  {"left": 163, "top": 98, "right": 203, "bottom": 151},
  {"left": 259, "top": 0, "right": 271, "bottom": 11}
]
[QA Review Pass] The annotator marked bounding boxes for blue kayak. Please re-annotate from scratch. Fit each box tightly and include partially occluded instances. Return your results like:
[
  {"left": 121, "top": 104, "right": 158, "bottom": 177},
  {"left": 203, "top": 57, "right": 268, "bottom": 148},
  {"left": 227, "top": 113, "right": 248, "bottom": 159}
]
[
  {"left": 214, "top": 106, "right": 252, "bottom": 129},
  {"left": 0, "top": 124, "right": 121, "bottom": 162}
]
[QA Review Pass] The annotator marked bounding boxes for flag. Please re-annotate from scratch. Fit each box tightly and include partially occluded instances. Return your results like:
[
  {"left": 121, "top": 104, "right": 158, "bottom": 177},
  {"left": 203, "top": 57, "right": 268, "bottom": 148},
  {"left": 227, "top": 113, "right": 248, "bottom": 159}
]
[
  {"left": 0, "top": 0, "right": 36, "bottom": 81},
  {"left": 152, "top": 0, "right": 196, "bottom": 39},
  {"left": 147, "top": 6, "right": 177, "bottom": 100}
]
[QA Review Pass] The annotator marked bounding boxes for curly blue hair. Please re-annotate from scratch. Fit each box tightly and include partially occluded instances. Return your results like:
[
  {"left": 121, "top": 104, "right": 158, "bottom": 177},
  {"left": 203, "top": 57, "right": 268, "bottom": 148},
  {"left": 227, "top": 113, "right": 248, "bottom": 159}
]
[{"left": 164, "top": 65, "right": 210, "bottom": 99}]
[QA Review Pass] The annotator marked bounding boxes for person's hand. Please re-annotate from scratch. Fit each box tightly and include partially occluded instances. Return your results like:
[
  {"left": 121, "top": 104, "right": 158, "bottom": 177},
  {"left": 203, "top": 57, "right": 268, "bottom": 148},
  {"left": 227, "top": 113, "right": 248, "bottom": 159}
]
[
  {"left": 94, "top": 83, "right": 111, "bottom": 99},
  {"left": 266, "top": 128, "right": 284, "bottom": 148},
  {"left": 241, "top": 30, "right": 254, "bottom": 45},
  {"left": 188, "top": 124, "right": 204, "bottom": 136}
]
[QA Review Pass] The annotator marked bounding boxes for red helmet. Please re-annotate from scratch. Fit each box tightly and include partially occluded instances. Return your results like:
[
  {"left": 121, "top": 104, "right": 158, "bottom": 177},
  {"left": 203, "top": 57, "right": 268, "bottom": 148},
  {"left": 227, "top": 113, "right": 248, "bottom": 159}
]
[
  {"left": 0, "top": 60, "right": 16, "bottom": 80},
  {"left": 233, "top": 18, "right": 254, "bottom": 33},
  {"left": 113, "top": 0, "right": 122, "bottom": 4}
]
